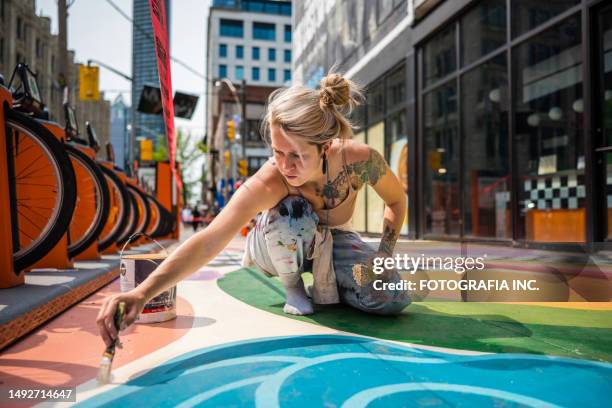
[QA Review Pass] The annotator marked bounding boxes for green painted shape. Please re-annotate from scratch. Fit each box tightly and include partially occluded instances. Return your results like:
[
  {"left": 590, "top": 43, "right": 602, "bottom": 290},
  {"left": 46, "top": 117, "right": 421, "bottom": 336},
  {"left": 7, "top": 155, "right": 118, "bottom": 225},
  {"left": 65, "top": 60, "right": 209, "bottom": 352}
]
[{"left": 218, "top": 268, "right": 612, "bottom": 362}]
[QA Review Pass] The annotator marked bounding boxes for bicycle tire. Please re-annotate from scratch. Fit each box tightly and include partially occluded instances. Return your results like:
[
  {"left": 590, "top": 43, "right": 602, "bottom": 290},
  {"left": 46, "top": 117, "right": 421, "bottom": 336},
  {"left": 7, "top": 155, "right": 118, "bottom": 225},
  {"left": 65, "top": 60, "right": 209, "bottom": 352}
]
[
  {"left": 64, "top": 144, "right": 110, "bottom": 258},
  {"left": 98, "top": 165, "right": 129, "bottom": 251},
  {"left": 145, "top": 194, "right": 161, "bottom": 236},
  {"left": 116, "top": 189, "right": 139, "bottom": 245},
  {"left": 5, "top": 107, "right": 77, "bottom": 271},
  {"left": 127, "top": 184, "right": 151, "bottom": 235}
]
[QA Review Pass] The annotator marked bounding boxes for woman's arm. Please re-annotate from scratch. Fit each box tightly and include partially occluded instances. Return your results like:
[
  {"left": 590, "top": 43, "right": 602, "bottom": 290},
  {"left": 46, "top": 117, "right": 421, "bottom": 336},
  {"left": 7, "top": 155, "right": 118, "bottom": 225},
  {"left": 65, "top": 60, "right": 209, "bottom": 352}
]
[
  {"left": 96, "top": 165, "right": 286, "bottom": 346},
  {"left": 346, "top": 145, "right": 407, "bottom": 256}
]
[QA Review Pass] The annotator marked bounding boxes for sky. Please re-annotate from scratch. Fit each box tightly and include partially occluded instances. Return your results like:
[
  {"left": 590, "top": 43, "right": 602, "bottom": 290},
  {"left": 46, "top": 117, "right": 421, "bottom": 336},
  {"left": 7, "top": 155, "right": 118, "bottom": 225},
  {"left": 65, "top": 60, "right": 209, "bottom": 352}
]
[{"left": 37, "top": 0, "right": 211, "bottom": 135}]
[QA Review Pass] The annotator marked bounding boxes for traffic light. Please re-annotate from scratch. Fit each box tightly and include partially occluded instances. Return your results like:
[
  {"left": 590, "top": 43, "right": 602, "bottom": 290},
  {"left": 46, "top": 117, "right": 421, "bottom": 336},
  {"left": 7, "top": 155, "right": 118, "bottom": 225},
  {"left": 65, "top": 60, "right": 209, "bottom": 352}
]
[
  {"left": 238, "top": 159, "right": 248, "bottom": 176},
  {"left": 227, "top": 120, "right": 235, "bottom": 142},
  {"left": 79, "top": 65, "right": 100, "bottom": 101},
  {"left": 224, "top": 150, "right": 230, "bottom": 166}
]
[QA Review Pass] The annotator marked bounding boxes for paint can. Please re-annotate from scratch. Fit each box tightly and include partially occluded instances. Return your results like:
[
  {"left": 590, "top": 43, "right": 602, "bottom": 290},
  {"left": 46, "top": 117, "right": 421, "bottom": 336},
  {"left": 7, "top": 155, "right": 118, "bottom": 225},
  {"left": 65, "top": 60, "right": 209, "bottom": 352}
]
[{"left": 119, "top": 234, "right": 176, "bottom": 323}]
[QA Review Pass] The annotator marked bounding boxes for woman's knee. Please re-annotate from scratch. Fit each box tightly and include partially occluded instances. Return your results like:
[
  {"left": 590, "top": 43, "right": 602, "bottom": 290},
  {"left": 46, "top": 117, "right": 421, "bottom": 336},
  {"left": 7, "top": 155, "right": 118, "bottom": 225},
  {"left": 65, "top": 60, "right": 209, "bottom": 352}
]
[{"left": 265, "top": 196, "right": 318, "bottom": 236}]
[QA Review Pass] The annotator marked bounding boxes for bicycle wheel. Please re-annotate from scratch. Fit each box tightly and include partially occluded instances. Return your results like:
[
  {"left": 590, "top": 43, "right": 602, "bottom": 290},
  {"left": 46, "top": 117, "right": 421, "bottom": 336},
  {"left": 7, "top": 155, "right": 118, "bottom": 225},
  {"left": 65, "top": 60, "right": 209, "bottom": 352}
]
[
  {"left": 65, "top": 144, "right": 110, "bottom": 258},
  {"left": 5, "top": 107, "right": 77, "bottom": 271},
  {"left": 126, "top": 184, "right": 151, "bottom": 235},
  {"left": 145, "top": 194, "right": 161, "bottom": 236},
  {"left": 116, "top": 189, "right": 139, "bottom": 245},
  {"left": 98, "top": 165, "right": 129, "bottom": 251}
]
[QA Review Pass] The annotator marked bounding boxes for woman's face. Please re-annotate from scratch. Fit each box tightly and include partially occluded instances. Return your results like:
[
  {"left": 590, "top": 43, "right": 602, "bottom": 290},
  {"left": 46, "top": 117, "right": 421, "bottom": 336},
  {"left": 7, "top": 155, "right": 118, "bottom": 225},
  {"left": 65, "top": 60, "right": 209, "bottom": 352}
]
[{"left": 269, "top": 123, "right": 324, "bottom": 187}]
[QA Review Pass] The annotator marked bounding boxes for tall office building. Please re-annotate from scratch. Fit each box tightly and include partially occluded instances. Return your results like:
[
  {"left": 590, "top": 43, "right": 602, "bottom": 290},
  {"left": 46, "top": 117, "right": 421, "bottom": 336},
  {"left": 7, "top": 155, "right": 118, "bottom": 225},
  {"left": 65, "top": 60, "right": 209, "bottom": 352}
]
[
  {"left": 110, "top": 94, "right": 130, "bottom": 169},
  {"left": 205, "top": 0, "right": 291, "bottom": 205},
  {"left": 131, "top": 0, "right": 171, "bottom": 164}
]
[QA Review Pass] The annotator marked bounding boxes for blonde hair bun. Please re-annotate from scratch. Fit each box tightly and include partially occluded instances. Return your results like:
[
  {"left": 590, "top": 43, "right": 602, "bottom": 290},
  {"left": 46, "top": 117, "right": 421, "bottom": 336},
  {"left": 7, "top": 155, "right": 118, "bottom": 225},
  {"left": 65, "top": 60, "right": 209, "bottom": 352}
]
[
  {"left": 319, "top": 73, "right": 360, "bottom": 111},
  {"left": 262, "top": 69, "right": 364, "bottom": 144}
]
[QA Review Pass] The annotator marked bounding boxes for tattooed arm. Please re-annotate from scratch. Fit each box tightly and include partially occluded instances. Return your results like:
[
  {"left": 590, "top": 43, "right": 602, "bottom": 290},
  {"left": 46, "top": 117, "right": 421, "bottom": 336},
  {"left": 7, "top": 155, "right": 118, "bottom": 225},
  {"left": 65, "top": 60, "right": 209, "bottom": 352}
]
[{"left": 348, "top": 146, "right": 406, "bottom": 256}]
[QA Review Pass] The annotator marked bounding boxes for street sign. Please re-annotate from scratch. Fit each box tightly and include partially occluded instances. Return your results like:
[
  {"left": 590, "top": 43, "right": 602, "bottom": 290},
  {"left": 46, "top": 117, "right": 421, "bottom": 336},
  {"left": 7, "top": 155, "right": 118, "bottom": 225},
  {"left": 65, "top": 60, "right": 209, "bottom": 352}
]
[
  {"left": 173, "top": 92, "right": 199, "bottom": 119},
  {"left": 137, "top": 84, "right": 163, "bottom": 114},
  {"left": 79, "top": 65, "right": 100, "bottom": 101}
]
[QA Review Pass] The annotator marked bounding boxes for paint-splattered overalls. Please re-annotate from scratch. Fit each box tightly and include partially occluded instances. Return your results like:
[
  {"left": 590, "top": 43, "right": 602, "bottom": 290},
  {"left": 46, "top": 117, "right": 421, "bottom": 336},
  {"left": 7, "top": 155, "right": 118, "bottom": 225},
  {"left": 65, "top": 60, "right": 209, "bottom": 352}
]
[{"left": 243, "top": 195, "right": 411, "bottom": 315}]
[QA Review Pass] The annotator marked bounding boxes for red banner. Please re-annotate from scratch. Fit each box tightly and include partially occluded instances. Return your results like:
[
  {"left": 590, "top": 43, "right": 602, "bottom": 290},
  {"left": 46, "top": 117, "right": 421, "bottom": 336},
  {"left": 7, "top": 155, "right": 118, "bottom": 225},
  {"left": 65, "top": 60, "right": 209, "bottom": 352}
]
[{"left": 148, "top": 0, "right": 176, "bottom": 178}]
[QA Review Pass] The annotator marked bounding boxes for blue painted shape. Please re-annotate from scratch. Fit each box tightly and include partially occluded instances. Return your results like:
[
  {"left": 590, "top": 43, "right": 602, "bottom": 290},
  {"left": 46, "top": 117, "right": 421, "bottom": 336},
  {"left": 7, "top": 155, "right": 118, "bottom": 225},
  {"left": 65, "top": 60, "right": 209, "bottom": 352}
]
[{"left": 77, "top": 335, "right": 612, "bottom": 408}]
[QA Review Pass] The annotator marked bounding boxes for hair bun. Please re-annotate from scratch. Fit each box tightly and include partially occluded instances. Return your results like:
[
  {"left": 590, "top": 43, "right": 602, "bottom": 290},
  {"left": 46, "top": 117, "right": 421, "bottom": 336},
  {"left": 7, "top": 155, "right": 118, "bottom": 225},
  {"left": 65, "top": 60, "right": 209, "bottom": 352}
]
[{"left": 319, "top": 73, "right": 351, "bottom": 109}]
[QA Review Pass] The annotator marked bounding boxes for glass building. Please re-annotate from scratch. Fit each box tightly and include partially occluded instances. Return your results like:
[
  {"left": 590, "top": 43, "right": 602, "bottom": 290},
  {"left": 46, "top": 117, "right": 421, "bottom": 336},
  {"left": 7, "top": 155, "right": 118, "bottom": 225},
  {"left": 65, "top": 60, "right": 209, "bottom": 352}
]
[
  {"left": 293, "top": 0, "right": 612, "bottom": 251},
  {"left": 131, "top": 0, "right": 171, "bottom": 163}
]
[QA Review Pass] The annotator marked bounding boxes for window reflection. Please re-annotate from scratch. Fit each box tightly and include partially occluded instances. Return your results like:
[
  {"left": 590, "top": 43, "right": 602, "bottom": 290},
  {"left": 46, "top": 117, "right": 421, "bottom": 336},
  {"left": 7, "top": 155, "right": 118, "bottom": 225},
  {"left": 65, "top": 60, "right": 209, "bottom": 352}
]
[
  {"left": 462, "top": 54, "right": 510, "bottom": 238},
  {"left": 512, "top": 0, "right": 579, "bottom": 38},
  {"left": 514, "top": 15, "right": 585, "bottom": 242},
  {"left": 423, "top": 25, "right": 456, "bottom": 87},
  {"left": 461, "top": 0, "right": 506, "bottom": 66},
  {"left": 424, "top": 81, "right": 460, "bottom": 236}
]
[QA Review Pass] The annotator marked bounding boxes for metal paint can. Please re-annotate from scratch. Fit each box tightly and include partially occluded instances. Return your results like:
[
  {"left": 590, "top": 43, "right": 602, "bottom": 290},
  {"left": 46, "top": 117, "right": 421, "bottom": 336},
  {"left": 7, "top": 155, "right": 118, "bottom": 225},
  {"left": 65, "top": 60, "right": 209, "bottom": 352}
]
[{"left": 119, "top": 253, "right": 176, "bottom": 323}]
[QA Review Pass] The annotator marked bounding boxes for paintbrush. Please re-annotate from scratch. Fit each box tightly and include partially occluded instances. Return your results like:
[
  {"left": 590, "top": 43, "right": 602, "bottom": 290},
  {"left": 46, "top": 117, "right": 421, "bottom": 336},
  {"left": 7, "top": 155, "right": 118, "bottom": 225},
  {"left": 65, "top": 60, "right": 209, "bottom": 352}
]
[{"left": 96, "top": 301, "right": 126, "bottom": 385}]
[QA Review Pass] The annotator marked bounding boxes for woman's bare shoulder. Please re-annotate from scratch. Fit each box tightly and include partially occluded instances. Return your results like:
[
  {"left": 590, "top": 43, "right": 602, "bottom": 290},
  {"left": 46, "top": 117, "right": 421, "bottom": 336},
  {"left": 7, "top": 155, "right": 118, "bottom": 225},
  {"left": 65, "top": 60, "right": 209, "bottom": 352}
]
[
  {"left": 242, "top": 159, "right": 288, "bottom": 196},
  {"left": 340, "top": 139, "right": 380, "bottom": 165}
]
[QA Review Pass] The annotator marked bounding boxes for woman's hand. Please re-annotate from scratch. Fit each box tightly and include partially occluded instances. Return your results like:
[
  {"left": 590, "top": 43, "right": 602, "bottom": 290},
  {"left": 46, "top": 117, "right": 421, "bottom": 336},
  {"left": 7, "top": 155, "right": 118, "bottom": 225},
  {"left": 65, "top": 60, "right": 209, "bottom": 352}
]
[{"left": 96, "top": 290, "right": 147, "bottom": 348}]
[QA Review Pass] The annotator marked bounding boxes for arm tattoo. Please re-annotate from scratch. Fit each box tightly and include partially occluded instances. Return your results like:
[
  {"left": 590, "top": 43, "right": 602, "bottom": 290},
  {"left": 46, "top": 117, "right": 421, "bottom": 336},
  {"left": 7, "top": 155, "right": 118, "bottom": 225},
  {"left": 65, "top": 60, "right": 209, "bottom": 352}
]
[
  {"left": 378, "top": 225, "right": 398, "bottom": 256},
  {"left": 348, "top": 148, "right": 387, "bottom": 188},
  {"left": 316, "top": 148, "right": 388, "bottom": 207}
]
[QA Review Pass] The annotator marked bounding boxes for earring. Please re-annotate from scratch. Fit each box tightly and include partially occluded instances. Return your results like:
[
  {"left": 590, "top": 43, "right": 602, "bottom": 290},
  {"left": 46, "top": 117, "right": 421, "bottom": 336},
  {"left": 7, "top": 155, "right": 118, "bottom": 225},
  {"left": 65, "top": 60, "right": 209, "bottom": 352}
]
[{"left": 322, "top": 153, "right": 328, "bottom": 175}]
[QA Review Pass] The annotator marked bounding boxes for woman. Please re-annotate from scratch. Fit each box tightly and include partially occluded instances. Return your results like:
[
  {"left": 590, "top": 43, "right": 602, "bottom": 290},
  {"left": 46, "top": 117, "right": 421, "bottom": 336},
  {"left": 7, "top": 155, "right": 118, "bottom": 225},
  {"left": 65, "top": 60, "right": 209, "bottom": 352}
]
[{"left": 97, "top": 73, "right": 410, "bottom": 347}]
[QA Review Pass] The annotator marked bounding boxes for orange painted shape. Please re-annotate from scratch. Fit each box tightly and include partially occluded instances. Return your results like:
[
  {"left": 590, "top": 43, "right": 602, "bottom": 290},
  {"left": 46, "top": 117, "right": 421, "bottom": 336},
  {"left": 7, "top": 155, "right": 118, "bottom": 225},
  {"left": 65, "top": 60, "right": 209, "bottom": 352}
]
[
  {"left": 0, "top": 279, "right": 194, "bottom": 404},
  {"left": 0, "top": 86, "right": 21, "bottom": 288}
]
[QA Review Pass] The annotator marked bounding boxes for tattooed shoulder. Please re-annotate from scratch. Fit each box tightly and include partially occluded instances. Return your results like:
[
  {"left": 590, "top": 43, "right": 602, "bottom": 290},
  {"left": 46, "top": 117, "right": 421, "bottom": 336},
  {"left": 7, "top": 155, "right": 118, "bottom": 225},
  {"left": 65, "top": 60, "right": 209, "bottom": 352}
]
[{"left": 347, "top": 147, "right": 387, "bottom": 189}]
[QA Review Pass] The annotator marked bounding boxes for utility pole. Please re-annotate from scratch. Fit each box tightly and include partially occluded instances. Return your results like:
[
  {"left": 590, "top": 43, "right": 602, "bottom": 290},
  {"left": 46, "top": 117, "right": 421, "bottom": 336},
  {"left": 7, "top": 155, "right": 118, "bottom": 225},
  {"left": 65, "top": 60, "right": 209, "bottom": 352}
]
[
  {"left": 58, "top": 0, "right": 69, "bottom": 103},
  {"left": 240, "top": 79, "right": 247, "bottom": 160}
]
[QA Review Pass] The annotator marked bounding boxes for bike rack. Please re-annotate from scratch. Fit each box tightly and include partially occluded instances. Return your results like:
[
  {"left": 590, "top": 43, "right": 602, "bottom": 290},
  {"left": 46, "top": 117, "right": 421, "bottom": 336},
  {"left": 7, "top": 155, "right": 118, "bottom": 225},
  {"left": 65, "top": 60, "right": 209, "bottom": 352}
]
[
  {"left": 99, "top": 161, "right": 119, "bottom": 255},
  {"left": 0, "top": 87, "right": 22, "bottom": 288},
  {"left": 26, "top": 121, "right": 74, "bottom": 271},
  {"left": 155, "top": 161, "right": 181, "bottom": 240},
  {"left": 72, "top": 143, "right": 103, "bottom": 261}
]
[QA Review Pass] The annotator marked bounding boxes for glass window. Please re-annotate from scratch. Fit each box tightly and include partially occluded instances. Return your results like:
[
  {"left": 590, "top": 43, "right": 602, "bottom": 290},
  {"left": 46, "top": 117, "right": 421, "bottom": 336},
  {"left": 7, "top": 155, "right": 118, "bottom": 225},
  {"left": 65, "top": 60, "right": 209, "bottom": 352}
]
[
  {"left": 268, "top": 48, "right": 276, "bottom": 61},
  {"left": 219, "top": 43, "right": 227, "bottom": 57},
  {"left": 236, "top": 45, "right": 244, "bottom": 59},
  {"left": 252, "top": 46, "right": 260, "bottom": 60},
  {"left": 367, "top": 79, "right": 385, "bottom": 124},
  {"left": 219, "top": 64, "right": 227, "bottom": 78},
  {"left": 220, "top": 19, "right": 244, "bottom": 38},
  {"left": 423, "top": 80, "right": 460, "bottom": 236},
  {"left": 512, "top": 0, "right": 579, "bottom": 37},
  {"left": 513, "top": 16, "right": 585, "bottom": 242},
  {"left": 252, "top": 66, "right": 260, "bottom": 81},
  {"left": 253, "top": 22, "right": 276, "bottom": 41},
  {"left": 461, "top": 54, "right": 510, "bottom": 238},
  {"left": 284, "top": 49, "right": 291, "bottom": 63},
  {"left": 461, "top": 0, "right": 506, "bottom": 66},
  {"left": 423, "top": 25, "right": 456, "bottom": 87},
  {"left": 284, "top": 25, "right": 292, "bottom": 42},
  {"left": 268, "top": 68, "right": 276, "bottom": 82},
  {"left": 386, "top": 63, "right": 406, "bottom": 110},
  {"left": 386, "top": 109, "right": 409, "bottom": 235},
  {"left": 235, "top": 65, "right": 244, "bottom": 80},
  {"left": 284, "top": 69, "right": 291, "bottom": 82}
]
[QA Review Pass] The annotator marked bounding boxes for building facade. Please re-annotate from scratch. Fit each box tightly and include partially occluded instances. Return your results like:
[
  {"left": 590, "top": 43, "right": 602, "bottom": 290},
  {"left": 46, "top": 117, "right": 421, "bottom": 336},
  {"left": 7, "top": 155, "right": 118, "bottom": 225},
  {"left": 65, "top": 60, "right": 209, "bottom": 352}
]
[
  {"left": 293, "top": 0, "right": 612, "bottom": 252},
  {"left": 205, "top": 0, "right": 292, "bottom": 205},
  {"left": 110, "top": 94, "right": 130, "bottom": 169},
  {"left": 0, "top": 0, "right": 110, "bottom": 159},
  {"left": 131, "top": 0, "right": 170, "bottom": 163}
]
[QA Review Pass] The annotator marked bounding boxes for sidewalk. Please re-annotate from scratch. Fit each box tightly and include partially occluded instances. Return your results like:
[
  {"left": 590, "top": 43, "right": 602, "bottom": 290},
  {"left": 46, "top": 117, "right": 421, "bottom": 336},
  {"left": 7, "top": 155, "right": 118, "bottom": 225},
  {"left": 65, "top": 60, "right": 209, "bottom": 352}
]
[{"left": 0, "top": 231, "right": 610, "bottom": 407}]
